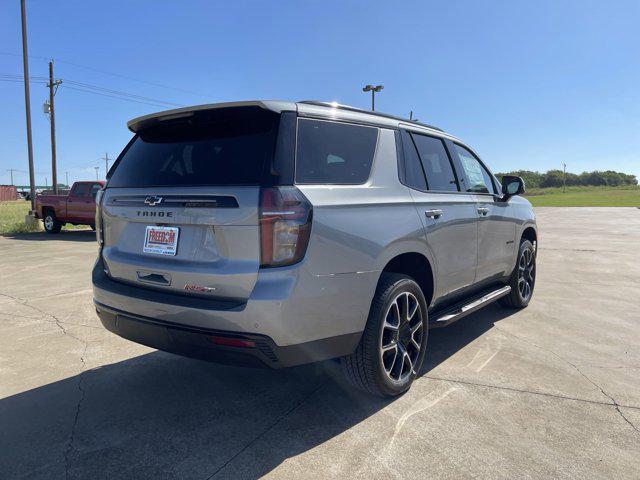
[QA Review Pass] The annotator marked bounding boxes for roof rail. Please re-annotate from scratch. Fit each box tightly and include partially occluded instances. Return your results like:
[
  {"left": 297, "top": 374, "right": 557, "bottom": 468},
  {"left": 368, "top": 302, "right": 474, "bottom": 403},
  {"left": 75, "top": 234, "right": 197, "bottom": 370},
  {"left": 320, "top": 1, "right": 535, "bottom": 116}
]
[{"left": 298, "top": 100, "right": 444, "bottom": 132}]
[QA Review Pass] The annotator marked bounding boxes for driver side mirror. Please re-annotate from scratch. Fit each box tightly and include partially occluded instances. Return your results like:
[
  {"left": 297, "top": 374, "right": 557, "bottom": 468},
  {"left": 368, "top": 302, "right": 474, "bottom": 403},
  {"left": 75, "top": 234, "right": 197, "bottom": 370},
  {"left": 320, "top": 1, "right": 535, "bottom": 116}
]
[{"left": 501, "top": 175, "right": 525, "bottom": 199}]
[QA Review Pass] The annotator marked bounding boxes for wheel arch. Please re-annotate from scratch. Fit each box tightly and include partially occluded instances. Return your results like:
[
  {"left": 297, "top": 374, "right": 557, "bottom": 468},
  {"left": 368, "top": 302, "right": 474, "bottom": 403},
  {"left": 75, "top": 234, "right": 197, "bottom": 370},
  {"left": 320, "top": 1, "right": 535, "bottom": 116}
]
[
  {"left": 42, "top": 206, "right": 54, "bottom": 218},
  {"left": 521, "top": 225, "right": 537, "bottom": 247},
  {"left": 379, "top": 252, "right": 435, "bottom": 307}
]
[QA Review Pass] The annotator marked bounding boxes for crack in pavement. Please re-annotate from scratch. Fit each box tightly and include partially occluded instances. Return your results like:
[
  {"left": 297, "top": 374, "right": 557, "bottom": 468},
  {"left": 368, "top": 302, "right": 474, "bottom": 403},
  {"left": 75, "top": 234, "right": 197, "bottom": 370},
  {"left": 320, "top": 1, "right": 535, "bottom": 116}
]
[
  {"left": 423, "top": 375, "right": 640, "bottom": 410},
  {"left": 204, "top": 381, "right": 327, "bottom": 479},
  {"left": 64, "top": 343, "right": 88, "bottom": 480},
  {"left": 495, "top": 327, "right": 640, "bottom": 434},
  {"left": 0, "top": 292, "right": 70, "bottom": 337},
  {"left": 25, "top": 288, "right": 93, "bottom": 301},
  {"left": 540, "top": 247, "right": 628, "bottom": 254},
  {"left": 0, "top": 291, "right": 91, "bottom": 476},
  {"left": 581, "top": 364, "right": 640, "bottom": 370},
  {"left": 540, "top": 280, "right": 640, "bottom": 288},
  {"left": 0, "top": 291, "right": 98, "bottom": 331}
]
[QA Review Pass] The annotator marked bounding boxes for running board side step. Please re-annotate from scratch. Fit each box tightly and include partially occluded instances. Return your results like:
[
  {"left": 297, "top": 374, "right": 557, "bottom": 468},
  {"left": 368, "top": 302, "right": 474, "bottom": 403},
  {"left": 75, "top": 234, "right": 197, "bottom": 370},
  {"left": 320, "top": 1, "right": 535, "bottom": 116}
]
[{"left": 430, "top": 285, "right": 511, "bottom": 327}]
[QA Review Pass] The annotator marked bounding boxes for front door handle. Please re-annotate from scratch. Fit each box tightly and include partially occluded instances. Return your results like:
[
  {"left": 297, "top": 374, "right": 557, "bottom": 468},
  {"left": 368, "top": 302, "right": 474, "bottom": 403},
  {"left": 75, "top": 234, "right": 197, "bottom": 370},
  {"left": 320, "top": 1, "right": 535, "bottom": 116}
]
[
  {"left": 477, "top": 207, "right": 489, "bottom": 216},
  {"left": 425, "top": 209, "right": 444, "bottom": 219}
]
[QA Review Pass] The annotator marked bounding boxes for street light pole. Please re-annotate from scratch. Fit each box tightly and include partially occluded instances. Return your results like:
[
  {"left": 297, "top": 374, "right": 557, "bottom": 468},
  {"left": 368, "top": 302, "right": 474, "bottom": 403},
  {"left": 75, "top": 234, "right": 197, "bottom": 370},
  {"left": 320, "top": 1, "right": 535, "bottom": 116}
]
[
  {"left": 563, "top": 163, "right": 567, "bottom": 193},
  {"left": 362, "top": 84, "right": 384, "bottom": 111},
  {"left": 20, "top": 0, "right": 36, "bottom": 211}
]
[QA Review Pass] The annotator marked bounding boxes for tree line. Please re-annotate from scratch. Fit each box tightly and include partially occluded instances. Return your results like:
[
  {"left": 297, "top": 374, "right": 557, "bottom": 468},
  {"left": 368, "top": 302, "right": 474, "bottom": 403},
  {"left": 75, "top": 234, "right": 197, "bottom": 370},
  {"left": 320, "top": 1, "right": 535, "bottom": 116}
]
[{"left": 494, "top": 169, "right": 638, "bottom": 188}]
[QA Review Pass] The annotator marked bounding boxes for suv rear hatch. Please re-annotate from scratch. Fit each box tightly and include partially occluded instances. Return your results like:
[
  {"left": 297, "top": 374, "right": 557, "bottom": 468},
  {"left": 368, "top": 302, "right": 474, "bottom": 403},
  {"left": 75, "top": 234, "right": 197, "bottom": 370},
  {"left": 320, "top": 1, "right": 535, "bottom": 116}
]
[{"left": 100, "top": 106, "right": 293, "bottom": 302}]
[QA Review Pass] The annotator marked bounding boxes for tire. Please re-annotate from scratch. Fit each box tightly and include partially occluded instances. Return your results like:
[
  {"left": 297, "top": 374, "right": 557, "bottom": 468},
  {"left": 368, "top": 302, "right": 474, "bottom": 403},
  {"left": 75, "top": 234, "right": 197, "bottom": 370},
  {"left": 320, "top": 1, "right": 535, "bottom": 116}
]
[
  {"left": 341, "top": 273, "right": 428, "bottom": 397},
  {"left": 500, "top": 239, "right": 536, "bottom": 308},
  {"left": 43, "top": 211, "right": 62, "bottom": 234}
]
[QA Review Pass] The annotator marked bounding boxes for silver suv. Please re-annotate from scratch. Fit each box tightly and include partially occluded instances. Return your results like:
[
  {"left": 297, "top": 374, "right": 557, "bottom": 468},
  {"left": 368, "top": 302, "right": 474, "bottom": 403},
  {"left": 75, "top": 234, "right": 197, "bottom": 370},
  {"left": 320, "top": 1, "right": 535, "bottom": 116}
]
[{"left": 93, "top": 100, "right": 537, "bottom": 397}]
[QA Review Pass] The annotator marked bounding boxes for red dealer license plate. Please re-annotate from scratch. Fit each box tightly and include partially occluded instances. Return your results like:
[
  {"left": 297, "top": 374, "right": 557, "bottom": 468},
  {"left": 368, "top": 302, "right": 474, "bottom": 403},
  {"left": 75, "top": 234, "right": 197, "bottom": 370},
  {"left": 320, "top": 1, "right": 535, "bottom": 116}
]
[{"left": 143, "top": 226, "right": 179, "bottom": 256}]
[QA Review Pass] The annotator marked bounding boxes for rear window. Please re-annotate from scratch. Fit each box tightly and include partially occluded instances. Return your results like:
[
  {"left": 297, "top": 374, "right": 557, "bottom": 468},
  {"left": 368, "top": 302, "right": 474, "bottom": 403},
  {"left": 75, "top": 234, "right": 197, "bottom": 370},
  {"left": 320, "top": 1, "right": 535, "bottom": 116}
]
[
  {"left": 295, "top": 119, "right": 378, "bottom": 184},
  {"left": 71, "top": 183, "right": 90, "bottom": 196},
  {"left": 108, "top": 107, "right": 278, "bottom": 187}
]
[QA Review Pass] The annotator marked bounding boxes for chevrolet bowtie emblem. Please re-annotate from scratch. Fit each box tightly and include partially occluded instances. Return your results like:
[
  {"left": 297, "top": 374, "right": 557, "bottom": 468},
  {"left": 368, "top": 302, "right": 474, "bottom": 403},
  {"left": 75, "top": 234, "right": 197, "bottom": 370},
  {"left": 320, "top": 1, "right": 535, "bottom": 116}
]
[{"left": 144, "top": 196, "right": 163, "bottom": 206}]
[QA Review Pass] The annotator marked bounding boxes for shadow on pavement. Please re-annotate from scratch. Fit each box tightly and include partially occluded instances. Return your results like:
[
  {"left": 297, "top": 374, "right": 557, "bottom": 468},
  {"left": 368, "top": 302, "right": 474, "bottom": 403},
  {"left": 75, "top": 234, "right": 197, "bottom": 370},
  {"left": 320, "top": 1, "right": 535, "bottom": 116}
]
[
  {"left": 0, "top": 303, "right": 514, "bottom": 479},
  {"left": 5, "top": 230, "right": 96, "bottom": 242}
]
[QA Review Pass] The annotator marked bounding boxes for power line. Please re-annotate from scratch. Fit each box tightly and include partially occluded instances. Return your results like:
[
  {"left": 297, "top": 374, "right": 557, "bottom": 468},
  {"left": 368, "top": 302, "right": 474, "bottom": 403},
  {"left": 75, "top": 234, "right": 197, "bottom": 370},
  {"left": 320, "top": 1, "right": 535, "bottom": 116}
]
[
  {"left": 61, "top": 84, "right": 178, "bottom": 108},
  {"left": 1, "top": 73, "right": 183, "bottom": 108},
  {"left": 0, "top": 73, "right": 48, "bottom": 80},
  {"left": 0, "top": 51, "right": 212, "bottom": 99},
  {"left": 62, "top": 79, "right": 183, "bottom": 107},
  {"left": 1, "top": 77, "right": 175, "bottom": 108},
  {"left": 0, "top": 78, "right": 47, "bottom": 84}
]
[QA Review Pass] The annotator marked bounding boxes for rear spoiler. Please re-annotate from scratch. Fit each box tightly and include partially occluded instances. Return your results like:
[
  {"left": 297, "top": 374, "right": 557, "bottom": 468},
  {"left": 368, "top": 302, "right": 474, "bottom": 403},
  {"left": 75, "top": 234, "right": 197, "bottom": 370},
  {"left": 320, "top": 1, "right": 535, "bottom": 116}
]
[{"left": 127, "top": 100, "right": 297, "bottom": 133}]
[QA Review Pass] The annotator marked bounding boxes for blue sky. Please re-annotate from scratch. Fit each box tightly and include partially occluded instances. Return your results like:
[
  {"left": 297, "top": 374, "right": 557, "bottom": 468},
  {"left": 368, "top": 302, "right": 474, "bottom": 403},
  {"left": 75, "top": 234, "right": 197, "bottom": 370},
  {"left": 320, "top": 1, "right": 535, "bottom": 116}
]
[{"left": 1, "top": 0, "right": 638, "bottom": 186}]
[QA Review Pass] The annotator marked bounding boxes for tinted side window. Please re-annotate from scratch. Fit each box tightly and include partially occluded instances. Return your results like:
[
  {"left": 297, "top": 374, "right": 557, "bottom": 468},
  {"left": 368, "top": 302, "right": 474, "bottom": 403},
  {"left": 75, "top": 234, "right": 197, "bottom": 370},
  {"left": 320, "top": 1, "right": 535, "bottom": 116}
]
[
  {"left": 411, "top": 134, "right": 459, "bottom": 192},
  {"left": 295, "top": 119, "right": 378, "bottom": 184},
  {"left": 400, "top": 130, "right": 427, "bottom": 190},
  {"left": 453, "top": 144, "right": 496, "bottom": 194}
]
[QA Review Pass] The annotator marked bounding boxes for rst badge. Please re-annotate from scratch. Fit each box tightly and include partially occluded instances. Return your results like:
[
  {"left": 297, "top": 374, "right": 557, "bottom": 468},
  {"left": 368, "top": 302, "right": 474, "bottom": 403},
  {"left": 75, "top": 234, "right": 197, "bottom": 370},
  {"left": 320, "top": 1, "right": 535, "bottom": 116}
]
[
  {"left": 143, "top": 226, "right": 179, "bottom": 256},
  {"left": 184, "top": 284, "right": 216, "bottom": 294}
]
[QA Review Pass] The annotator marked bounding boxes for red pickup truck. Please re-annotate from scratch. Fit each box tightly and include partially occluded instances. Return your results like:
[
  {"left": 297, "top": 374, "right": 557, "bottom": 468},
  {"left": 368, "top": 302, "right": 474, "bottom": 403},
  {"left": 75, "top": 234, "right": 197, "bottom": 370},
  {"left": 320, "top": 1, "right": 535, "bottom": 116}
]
[{"left": 35, "top": 181, "right": 105, "bottom": 233}]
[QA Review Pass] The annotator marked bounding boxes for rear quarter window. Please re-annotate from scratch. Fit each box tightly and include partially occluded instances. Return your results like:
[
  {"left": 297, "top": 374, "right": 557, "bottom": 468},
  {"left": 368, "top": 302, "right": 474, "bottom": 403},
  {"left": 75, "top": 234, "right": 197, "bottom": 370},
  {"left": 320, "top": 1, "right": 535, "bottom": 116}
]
[{"left": 295, "top": 119, "right": 378, "bottom": 184}]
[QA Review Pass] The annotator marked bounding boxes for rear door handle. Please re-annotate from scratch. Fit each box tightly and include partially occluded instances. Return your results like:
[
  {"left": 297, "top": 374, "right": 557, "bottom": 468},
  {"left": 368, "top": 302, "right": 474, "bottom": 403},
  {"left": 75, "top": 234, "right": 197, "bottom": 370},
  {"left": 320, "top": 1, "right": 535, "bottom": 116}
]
[
  {"left": 477, "top": 207, "right": 489, "bottom": 216},
  {"left": 425, "top": 209, "right": 444, "bottom": 219}
]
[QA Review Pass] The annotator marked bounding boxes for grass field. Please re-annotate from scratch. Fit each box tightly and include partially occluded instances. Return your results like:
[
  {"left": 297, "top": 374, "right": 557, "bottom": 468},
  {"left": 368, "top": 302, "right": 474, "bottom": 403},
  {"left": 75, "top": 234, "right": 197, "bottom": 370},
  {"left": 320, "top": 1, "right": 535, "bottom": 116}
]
[
  {"left": 524, "top": 185, "right": 640, "bottom": 207},
  {"left": 0, "top": 200, "right": 91, "bottom": 235},
  {"left": 1, "top": 186, "right": 638, "bottom": 235}
]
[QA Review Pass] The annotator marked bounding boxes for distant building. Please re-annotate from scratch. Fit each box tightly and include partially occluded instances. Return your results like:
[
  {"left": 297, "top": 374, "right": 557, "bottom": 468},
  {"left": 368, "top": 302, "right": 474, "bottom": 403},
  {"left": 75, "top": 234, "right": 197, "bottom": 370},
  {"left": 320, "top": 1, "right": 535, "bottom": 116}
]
[{"left": 0, "top": 185, "right": 18, "bottom": 201}]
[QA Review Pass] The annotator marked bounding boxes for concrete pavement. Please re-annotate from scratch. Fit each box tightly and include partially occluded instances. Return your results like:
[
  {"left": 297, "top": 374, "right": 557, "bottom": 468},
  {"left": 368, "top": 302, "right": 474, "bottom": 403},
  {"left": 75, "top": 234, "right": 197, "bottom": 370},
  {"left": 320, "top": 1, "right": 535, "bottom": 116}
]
[{"left": 0, "top": 208, "right": 638, "bottom": 479}]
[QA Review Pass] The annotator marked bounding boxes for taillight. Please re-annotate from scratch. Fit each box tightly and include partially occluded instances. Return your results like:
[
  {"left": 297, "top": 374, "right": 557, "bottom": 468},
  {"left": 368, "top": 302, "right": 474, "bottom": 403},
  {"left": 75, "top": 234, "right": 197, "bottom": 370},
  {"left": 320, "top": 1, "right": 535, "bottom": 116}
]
[
  {"left": 259, "top": 186, "right": 312, "bottom": 267},
  {"left": 95, "top": 188, "right": 104, "bottom": 246}
]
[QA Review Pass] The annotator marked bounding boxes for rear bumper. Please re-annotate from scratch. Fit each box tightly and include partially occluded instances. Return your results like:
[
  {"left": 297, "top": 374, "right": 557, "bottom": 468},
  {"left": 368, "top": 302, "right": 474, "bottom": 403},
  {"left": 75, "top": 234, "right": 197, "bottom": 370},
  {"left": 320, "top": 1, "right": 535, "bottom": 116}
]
[
  {"left": 95, "top": 302, "right": 359, "bottom": 368},
  {"left": 92, "top": 256, "right": 376, "bottom": 367}
]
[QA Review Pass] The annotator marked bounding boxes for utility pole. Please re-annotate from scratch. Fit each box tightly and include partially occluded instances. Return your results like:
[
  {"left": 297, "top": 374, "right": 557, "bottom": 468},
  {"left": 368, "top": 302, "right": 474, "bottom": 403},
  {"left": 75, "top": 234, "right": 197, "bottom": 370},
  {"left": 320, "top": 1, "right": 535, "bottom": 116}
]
[
  {"left": 45, "top": 176, "right": 48, "bottom": 189},
  {"left": 94, "top": 166, "right": 100, "bottom": 180},
  {"left": 7, "top": 169, "right": 18, "bottom": 185},
  {"left": 65, "top": 171, "right": 69, "bottom": 187},
  {"left": 20, "top": 0, "right": 36, "bottom": 211},
  {"left": 362, "top": 84, "right": 384, "bottom": 111},
  {"left": 102, "top": 152, "right": 110, "bottom": 178},
  {"left": 563, "top": 163, "right": 567, "bottom": 193},
  {"left": 46, "top": 60, "right": 62, "bottom": 194}
]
